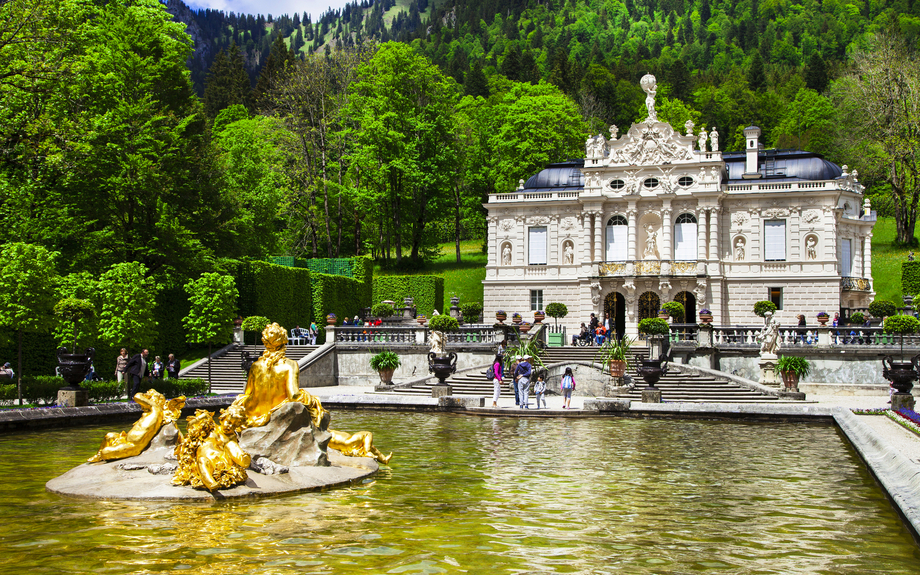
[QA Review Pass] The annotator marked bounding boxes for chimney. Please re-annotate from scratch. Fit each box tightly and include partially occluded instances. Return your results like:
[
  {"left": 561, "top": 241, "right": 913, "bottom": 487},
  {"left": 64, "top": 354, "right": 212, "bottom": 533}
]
[{"left": 743, "top": 125, "right": 762, "bottom": 179}]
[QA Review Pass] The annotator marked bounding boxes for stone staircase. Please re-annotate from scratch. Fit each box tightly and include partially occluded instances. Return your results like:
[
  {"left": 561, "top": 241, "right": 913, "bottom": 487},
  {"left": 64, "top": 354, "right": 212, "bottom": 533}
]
[
  {"left": 181, "top": 345, "right": 318, "bottom": 395},
  {"left": 390, "top": 344, "right": 778, "bottom": 403}
]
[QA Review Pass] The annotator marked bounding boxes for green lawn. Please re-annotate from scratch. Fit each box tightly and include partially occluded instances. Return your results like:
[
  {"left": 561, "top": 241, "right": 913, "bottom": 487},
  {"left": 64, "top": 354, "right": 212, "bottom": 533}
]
[
  {"left": 375, "top": 240, "right": 487, "bottom": 312},
  {"left": 871, "top": 217, "right": 920, "bottom": 304}
]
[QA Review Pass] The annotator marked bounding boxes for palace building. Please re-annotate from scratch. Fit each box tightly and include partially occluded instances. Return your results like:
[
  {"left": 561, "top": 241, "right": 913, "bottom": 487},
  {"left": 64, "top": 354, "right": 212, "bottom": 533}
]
[{"left": 482, "top": 75, "right": 875, "bottom": 338}]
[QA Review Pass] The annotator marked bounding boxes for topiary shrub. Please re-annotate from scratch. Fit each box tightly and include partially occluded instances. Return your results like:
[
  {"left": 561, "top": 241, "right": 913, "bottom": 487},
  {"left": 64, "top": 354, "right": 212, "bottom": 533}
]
[
  {"left": 884, "top": 314, "right": 920, "bottom": 335},
  {"left": 460, "top": 302, "right": 483, "bottom": 323},
  {"left": 241, "top": 315, "right": 271, "bottom": 345},
  {"left": 371, "top": 303, "right": 395, "bottom": 318},
  {"left": 754, "top": 301, "right": 777, "bottom": 317},
  {"left": 544, "top": 302, "right": 568, "bottom": 327},
  {"left": 849, "top": 312, "right": 866, "bottom": 324},
  {"left": 428, "top": 315, "right": 460, "bottom": 332},
  {"left": 868, "top": 299, "right": 897, "bottom": 319},
  {"left": 638, "top": 318, "right": 670, "bottom": 335},
  {"left": 661, "top": 301, "right": 685, "bottom": 321}
]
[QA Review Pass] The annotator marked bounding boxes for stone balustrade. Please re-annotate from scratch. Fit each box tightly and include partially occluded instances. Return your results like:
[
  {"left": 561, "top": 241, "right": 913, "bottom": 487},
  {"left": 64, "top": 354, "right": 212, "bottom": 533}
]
[
  {"left": 678, "top": 324, "right": 920, "bottom": 349},
  {"left": 326, "top": 325, "right": 500, "bottom": 346}
]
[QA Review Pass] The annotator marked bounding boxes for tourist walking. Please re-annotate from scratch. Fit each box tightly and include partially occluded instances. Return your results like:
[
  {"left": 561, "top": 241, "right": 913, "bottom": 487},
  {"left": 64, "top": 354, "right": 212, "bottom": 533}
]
[
  {"left": 115, "top": 348, "right": 129, "bottom": 384},
  {"left": 490, "top": 353, "right": 503, "bottom": 408},
  {"left": 510, "top": 355, "right": 521, "bottom": 405},
  {"left": 560, "top": 367, "right": 576, "bottom": 409},
  {"left": 124, "top": 349, "right": 149, "bottom": 397},
  {"left": 166, "top": 354, "right": 181, "bottom": 379},
  {"left": 533, "top": 373, "right": 546, "bottom": 409},
  {"left": 515, "top": 354, "right": 533, "bottom": 409}
]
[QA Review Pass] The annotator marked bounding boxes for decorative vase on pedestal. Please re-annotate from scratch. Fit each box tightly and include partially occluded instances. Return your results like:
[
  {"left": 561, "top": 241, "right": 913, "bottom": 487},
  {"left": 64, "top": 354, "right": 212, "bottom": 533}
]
[
  {"left": 699, "top": 313, "right": 713, "bottom": 324},
  {"left": 496, "top": 311, "right": 507, "bottom": 324},
  {"left": 534, "top": 311, "right": 545, "bottom": 324},
  {"left": 817, "top": 314, "right": 829, "bottom": 326},
  {"left": 658, "top": 312, "right": 670, "bottom": 320},
  {"left": 519, "top": 323, "right": 532, "bottom": 333},
  {"left": 57, "top": 347, "right": 95, "bottom": 388}
]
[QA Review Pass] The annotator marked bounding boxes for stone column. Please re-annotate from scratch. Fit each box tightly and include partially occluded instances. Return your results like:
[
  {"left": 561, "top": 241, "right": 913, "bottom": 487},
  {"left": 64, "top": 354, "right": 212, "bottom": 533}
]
[
  {"left": 582, "top": 212, "right": 592, "bottom": 265},
  {"left": 627, "top": 206, "right": 637, "bottom": 261},
  {"left": 325, "top": 325, "right": 336, "bottom": 345},
  {"left": 594, "top": 211, "right": 604, "bottom": 262},
  {"left": 550, "top": 215, "right": 560, "bottom": 264},
  {"left": 709, "top": 207, "right": 720, "bottom": 274},
  {"left": 488, "top": 216, "right": 498, "bottom": 266},
  {"left": 864, "top": 232, "right": 873, "bottom": 280},
  {"left": 516, "top": 215, "right": 525, "bottom": 265},
  {"left": 696, "top": 208, "right": 707, "bottom": 263}
]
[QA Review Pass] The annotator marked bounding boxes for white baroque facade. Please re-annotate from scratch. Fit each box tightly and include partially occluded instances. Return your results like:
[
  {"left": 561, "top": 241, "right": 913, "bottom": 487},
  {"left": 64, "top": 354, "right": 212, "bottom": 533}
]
[{"left": 483, "top": 75, "right": 875, "bottom": 338}]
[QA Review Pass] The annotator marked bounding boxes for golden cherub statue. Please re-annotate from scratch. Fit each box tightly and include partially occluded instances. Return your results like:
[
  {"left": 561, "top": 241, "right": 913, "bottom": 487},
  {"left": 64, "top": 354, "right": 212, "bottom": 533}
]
[
  {"left": 329, "top": 429, "right": 392, "bottom": 465},
  {"left": 172, "top": 405, "right": 251, "bottom": 491},
  {"left": 87, "top": 390, "right": 185, "bottom": 462},
  {"left": 230, "top": 322, "right": 328, "bottom": 429}
]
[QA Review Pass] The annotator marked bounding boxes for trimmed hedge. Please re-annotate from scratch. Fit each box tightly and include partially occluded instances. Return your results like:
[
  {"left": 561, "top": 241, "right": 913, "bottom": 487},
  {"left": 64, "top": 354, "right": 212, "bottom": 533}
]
[
  {"left": 236, "top": 260, "right": 312, "bottom": 330},
  {"left": 351, "top": 256, "right": 374, "bottom": 308},
  {"left": 373, "top": 276, "right": 445, "bottom": 316},
  {"left": 903, "top": 262, "right": 920, "bottom": 297},
  {"left": 0, "top": 329, "right": 59, "bottom": 380},
  {"left": 312, "top": 272, "right": 364, "bottom": 337}
]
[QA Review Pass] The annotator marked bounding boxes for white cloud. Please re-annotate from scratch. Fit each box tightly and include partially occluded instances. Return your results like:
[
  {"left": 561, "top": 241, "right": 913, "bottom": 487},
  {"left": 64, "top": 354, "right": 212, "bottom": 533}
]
[{"left": 184, "top": 0, "right": 353, "bottom": 20}]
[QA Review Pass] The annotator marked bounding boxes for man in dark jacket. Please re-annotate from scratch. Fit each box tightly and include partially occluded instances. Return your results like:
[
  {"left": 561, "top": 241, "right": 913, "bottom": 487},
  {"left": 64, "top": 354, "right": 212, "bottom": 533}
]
[
  {"left": 514, "top": 354, "right": 533, "bottom": 409},
  {"left": 125, "top": 349, "right": 149, "bottom": 397}
]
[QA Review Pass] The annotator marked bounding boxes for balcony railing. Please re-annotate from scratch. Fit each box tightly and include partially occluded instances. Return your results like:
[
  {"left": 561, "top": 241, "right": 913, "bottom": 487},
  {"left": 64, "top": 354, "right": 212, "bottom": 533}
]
[
  {"left": 330, "top": 325, "right": 498, "bottom": 345},
  {"left": 676, "top": 324, "right": 920, "bottom": 348},
  {"left": 841, "top": 277, "right": 872, "bottom": 292}
]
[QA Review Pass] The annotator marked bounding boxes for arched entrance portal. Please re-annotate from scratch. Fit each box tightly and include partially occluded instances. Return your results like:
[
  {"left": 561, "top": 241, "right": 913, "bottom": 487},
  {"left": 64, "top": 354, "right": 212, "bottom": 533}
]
[
  {"left": 604, "top": 292, "right": 626, "bottom": 340},
  {"left": 674, "top": 291, "right": 696, "bottom": 323},
  {"left": 638, "top": 291, "right": 660, "bottom": 321}
]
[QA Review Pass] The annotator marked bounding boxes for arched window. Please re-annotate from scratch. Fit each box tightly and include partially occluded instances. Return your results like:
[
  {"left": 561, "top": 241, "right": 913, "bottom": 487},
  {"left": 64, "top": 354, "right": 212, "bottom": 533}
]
[
  {"left": 639, "top": 292, "right": 660, "bottom": 320},
  {"left": 674, "top": 213, "right": 698, "bottom": 260},
  {"left": 606, "top": 215, "right": 628, "bottom": 261}
]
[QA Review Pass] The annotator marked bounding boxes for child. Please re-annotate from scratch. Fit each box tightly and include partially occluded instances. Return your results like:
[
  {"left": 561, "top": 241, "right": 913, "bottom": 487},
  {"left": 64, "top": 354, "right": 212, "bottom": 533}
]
[
  {"left": 560, "top": 367, "right": 576, "bottom": 409},
  {"left": 533, "top": 373, "right": 546, "bottom": 409}
]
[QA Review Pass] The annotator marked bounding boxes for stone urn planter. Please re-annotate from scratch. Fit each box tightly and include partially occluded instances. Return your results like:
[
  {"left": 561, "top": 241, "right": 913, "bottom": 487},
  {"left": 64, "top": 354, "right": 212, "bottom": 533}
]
[
  {"left": 533, "top": 311, "right": 545, "bottom": 324},
  {"left": 658, "top": 311, "right": 670, "bottom": 320},
  {"left": 428, "top": 352, "right": 458, "bottom": 385},
  {"left": 519, "top": 322, "right": 532, "bottom": 333},
  {"left": 636, "top": 357, "right": 668, "bottom": 390},
  {"left": 699, "top": 312, "right": 713, "bottom": 324},
  {"left": 57, "top": 347, "right": 95, "bottom": 388},
  {"left": 780, "top": 371, "right": 800, "bottom": 390},
  {"left": 377, "top": 368, "right": 395, "bottom": 385},
  {"left": 416, "top": 315, "right": 427, "bottom": 325},
  {"left": 511, "top": 313, "right": 523, "bottom": 325},
  {"left": 609, "top": 360, "right": 627, "bottom": 377},
  {"left": 326, "top": 313, "right": 337, "bottom": 325},
  {"left": 882, "top": 355, "right": 920, "bottom": 394},
  {"left": 817, "top": 314, "right": 829, "bottom": 326},
  {"left": 496, "top": 311, "right": 507, "bottom": 324}
]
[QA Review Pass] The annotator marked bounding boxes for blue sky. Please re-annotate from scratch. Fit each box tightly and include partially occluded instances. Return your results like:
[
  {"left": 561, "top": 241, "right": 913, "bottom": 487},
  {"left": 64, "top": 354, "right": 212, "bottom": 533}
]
[{"left": 185, "top": 0, "right": 352, "bottom": 19}]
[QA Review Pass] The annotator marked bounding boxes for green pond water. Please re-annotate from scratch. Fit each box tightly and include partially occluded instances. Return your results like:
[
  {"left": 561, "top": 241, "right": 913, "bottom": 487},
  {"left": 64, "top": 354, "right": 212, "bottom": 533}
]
[{"left": 1, "top": 412, "right": 919, "bottom": 574}]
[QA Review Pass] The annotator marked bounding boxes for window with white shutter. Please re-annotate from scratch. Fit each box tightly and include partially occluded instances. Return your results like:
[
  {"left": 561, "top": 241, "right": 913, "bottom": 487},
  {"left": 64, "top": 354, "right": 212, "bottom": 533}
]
[
  {"left": 764, "top": 220, "right": 786, "bottom": 261},
  {"left": 605, "top": 216, "right": 627, "bottom": 261},
  {"left": 674, "top": 213, "right": 698, "bottom": 260},
  {"left": 528, "top": 227, "right": 547, "bottom": 265}
]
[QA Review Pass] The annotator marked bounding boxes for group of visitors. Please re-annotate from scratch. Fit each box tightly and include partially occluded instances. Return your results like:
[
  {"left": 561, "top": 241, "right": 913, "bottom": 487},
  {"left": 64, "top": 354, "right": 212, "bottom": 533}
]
[
  {"left": 116, "top": 348, "right": 181, "bottom": 397},
  {"left": 489, "top": 341, "right": 576, "bottom": 409},
  {"left": 571, "top": 313, "right": 612, "bottom": 346},
  {"left": 290, "top": 324, "right": 319, "bottom": 345}
]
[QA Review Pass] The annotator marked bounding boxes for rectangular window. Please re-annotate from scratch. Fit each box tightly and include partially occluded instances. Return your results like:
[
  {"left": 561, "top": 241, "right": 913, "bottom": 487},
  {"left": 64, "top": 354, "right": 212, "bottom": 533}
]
[
  {"left": 528, "top": 226, "right": 547, "bottom": 265},
  {"left": 674, "top": 221, "right": 698, "bottom": 260},
  {"left": 841, "top": 239, "right": 852, "bottom": 276},
  {"left": 764, "top": 220, "right": 786, "bottom": 261},
  {"left": 769, "top": 287, "right": 783, "bottom": 310},
  {"left": 531, "top": 290, "right": 543, "bottom": 311}
]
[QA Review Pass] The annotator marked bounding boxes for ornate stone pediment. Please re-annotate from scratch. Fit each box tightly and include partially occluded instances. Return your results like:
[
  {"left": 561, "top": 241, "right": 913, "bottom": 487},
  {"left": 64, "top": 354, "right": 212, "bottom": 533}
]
[{"left": 607, "top": 121, "right": 695, "bottom": 167}]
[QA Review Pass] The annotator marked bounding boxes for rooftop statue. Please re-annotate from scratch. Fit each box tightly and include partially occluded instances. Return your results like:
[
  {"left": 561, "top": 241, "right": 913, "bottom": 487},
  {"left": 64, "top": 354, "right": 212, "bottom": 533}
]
[
  {"left": 231, "top": 322, "right": 328, "bottom": 430},
  {"left": 640, "top": 74, "right": 657, "bottom": 122},
  {"left": 87, "top": 390, "right": 185, "bottom": 462}
]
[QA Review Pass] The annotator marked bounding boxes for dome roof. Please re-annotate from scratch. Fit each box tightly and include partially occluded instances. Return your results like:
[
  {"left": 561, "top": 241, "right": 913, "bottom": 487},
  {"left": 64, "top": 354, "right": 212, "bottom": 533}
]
[
  {"left": 724, "top": 150, "right": 843, "bottom": 182},
  {"left": 523, "top": 160, "right": 585, "bottom": 190}
]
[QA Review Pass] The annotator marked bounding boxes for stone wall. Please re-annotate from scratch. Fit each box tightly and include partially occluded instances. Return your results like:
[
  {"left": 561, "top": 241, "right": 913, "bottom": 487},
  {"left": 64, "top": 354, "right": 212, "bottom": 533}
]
[{"left": 334, "top": 345, "right": 495, "bottom": 386}]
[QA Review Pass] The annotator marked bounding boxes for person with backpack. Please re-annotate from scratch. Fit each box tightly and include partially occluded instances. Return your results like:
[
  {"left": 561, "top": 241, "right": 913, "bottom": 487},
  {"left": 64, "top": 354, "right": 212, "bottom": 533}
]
[
  {"left": 487, "top": 353, "right": 503, "bottom": 408},
  {"left": 515, "top": 354, "right": 533, "bottom": 409},
  {"left": 560, "top": 367, "right": 576, "bottom": 409}
]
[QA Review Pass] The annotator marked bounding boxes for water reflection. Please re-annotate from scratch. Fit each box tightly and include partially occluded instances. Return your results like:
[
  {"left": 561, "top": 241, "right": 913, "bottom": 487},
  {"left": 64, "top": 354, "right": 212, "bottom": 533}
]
[{"left": 0, "top": 413, "right": 918, "bottom": 573}]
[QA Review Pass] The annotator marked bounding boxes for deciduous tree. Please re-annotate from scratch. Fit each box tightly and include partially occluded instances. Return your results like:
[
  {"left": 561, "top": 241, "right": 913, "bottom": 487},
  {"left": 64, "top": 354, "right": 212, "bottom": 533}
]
[{"left": 184, "top": 273, "right": 238, "bottom": 390}]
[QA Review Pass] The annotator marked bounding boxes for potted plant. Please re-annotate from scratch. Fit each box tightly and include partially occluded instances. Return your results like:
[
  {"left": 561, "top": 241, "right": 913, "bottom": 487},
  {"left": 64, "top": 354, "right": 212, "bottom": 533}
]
[
  {"left": 545, "top": 302, "right": 568, "bottom": 328},
  {"left": 816, "top": 311, "right": 829, "bottom": 325},
  {"left": 776, "top": 355, "right": 810, "bottom": 389},
  {"left": 241, "top": 315, "right": 271, "bottom": 345},
  {"left": 699, "top": 308, "right": 713, "bottom": 324},
  {"left": 511, "top": 312, "right": 523, "bottom": 324},
  {"left": 658, "top": 309, "right": 670, "bottom": 320},
  {"left": 325, "top": 312, "right": 338, "bottom": 325},
  {"left": 53, "top": 297, "right": 96, "bottom": 387},
  {"left": 416, "top": 314, "right": 427, "bottom": 325},
  {"left": 519, "top": 321, "right": 533, "bottom": 333},
  {"left": 595, "top": 336, "right": 635, "bottom": 376},
  {"left": 661, "top": 301, "right": 685, "bottom": 322},
  {"left": 754, "top": 300, "right": 778, "bottom": 318},
  {"left": 849, "top": 311, "right": 866, "bottom": 325},
  {"left": 369, "top": 349, "right": 401, "bottom": 385},
  {"left": 495, "top": 309, "right": 507, "bottom": 324},
  {"left": 533, "top": 310, "right": 546, "bottom": 324}
]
